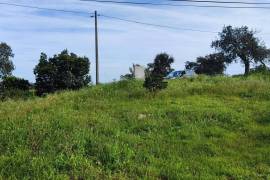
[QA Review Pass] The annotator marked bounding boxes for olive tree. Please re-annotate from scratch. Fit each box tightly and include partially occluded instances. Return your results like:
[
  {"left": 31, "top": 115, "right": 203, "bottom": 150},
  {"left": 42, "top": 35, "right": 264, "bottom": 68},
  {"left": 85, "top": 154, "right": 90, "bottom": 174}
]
[{"left": 212, "top": 26, "right": 270, "bottom": 75}]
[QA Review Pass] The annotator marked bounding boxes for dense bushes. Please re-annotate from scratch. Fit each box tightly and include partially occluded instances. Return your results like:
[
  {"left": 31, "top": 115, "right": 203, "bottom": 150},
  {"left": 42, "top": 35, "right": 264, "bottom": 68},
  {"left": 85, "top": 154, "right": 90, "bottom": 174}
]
[
  {"left": 186, "top": 53, "right": 228, "bottom": 75},
  {"left": 0, "top": 48, "right": 91, "bottom": 100},
  {"left": 250, "top": 65, "right": 270, "bottom": 74},
  {"left": 0, "top": 76, "right": 31, "bottom": 100},
  {"left": 34, "top": 50, "right": 91, "bottom": 96},
  {"left": 2, "top": 76, "right": 30, "bottom": 91}
]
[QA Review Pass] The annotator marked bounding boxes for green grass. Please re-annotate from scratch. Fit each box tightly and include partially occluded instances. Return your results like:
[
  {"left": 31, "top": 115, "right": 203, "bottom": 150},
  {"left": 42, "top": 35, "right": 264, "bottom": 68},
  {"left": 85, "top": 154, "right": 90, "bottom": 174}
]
[{"left": 0, "top": 75, "right": 270, "bottom": 179}]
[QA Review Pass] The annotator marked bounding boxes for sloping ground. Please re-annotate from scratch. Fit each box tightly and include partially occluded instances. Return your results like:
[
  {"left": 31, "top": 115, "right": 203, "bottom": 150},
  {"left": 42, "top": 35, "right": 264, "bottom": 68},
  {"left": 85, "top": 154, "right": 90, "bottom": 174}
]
[{"left": 0, "top": 75, "right": 269, "bottom": 179}]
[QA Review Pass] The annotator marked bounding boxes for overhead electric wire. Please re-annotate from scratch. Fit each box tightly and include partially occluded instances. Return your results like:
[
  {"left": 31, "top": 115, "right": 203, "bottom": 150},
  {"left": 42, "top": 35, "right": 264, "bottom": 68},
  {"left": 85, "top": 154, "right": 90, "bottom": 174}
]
[
  {"left": 167, "top": 0, "right": 270, "bottom": 5},
  {"left": 99, "top": 14, "right": 218, "bottom": 33},
  {"left": 0, "top": 1, "right": 269, "bottom": 35},
  {"left": 0, "top": 1, "right": 223, "bottom": 33},
  {"left": 0, "top": 2, "right": 93, "bottom": 15},
  {"left": 81, "top": 0, "right": 270, "bottom": 9}
]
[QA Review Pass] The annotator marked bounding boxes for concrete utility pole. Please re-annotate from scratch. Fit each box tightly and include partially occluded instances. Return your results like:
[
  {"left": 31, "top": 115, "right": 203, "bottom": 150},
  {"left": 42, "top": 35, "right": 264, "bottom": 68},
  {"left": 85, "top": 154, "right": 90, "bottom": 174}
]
[{"left": 94, "top": 10, "right": 99, "bottom": 85}]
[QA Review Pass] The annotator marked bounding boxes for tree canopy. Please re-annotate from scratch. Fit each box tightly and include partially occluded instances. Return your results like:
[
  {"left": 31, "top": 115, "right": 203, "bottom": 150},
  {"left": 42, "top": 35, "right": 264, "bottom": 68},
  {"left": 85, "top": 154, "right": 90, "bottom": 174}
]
[
  {"left": 144, "top": 53, "right": 174, "bottom": 92},
  {"left": 0, "top": 42, "right": 14, "bottom": 79},
  {"left": 34, "top": 50, "right": 91, "bottom": 96},
  {"left": 212, "top": 26, "right": 270, "bottom": 75},
  {"left": 186, "top": 53, "right": 228, "bottom": 75},
  {"left": 146, "top": 53, "right": 174, "bottom": 77}
]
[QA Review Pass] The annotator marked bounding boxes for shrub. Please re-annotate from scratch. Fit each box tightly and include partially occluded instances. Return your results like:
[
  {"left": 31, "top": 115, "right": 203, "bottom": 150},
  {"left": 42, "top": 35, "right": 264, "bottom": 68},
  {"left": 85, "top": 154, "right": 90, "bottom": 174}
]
[
  {"left": 144, "top": 74, "right": 168, "bottom": 92},
  {"left": 144, "top": 53, "right": 174, "bottom": 92},
  {"left": 0, "top": 76, "right": 31, "bottom": 100},
  {"left": 34, "top": 50, "right": 91, "bottom": 96},
  {"left": 250, "top": 65, "right": 270, "bottom": 74},
  {"left": 186, "top": 53, "right": 228, "bottom": 76},
  {"left": 2, "top": 76, "right": 30, "bottom": 91}
]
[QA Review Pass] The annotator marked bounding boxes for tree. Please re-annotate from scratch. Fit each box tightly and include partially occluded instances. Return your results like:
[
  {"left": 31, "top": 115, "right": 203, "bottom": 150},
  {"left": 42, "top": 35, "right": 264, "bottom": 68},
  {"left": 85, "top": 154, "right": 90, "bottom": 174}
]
[
  {"left": 0, "top": 42, "right": 15, "bottom": 79},
  {"left": 34, "top": 53, "right": 56, "bottom": 96},
  {"left": 146, "top": 53, "right": 174, "bottom": 77},
  {"left": 212, "top": 26, "right": 270, "bottom": 75},
  {"left": 144, "top": 53, "right": 174, "bottom": 92},
  {"left": 34, "top": 50, "right": 91, "bottom": 96},
  {"left": 186, "top": 53, "right": 228, "bottom": 75}
]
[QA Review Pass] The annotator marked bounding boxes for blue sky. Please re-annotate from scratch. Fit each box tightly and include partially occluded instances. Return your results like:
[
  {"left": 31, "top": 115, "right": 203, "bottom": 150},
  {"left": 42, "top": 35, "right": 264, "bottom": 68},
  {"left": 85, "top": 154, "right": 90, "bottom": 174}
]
[{"left": 1, "top": 0, "right": 270, "bottom": 83}]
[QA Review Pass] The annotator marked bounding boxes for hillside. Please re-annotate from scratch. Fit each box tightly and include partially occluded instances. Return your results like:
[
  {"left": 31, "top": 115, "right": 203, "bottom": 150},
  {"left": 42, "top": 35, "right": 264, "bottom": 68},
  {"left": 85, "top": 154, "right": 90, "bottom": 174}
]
[{"left": 0, "top": 75, "right": 269, "bottom": 179}]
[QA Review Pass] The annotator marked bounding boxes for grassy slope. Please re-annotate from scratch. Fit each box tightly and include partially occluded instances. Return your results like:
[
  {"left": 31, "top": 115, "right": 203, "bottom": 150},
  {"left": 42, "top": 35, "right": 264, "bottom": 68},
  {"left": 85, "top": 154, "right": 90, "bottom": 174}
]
[{"left": 0, "top": 75, "right": 270, "bottom": 179}]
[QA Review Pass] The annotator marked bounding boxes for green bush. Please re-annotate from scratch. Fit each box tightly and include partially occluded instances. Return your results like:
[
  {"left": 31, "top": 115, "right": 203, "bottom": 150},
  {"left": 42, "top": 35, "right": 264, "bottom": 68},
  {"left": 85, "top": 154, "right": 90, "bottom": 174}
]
[
  {"left": 144, "top": 53, "right": 174, "bottom": 92},
  {"left": 250, "top": 65, "right": 270, "bottom": 74},
  {"left": 0, "top": 76, "right": 31, "bottom": 100},
  {"left": 34, "top": 50, "right": 91, "bottom": 96},
  {"left": 2, "top": 76, "right": 30, "bottom": 91}
]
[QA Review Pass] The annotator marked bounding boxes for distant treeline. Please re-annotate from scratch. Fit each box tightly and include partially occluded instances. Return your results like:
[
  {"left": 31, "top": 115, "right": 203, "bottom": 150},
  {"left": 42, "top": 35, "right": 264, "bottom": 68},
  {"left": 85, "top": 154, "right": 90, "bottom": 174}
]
[
  {"left": 123, "top": 26, "right": 270, "bottom": 93},
  {"left": 0, "top": 45, "right": 90, "bottom": 100},
  {"left": 0, "top": 25, "right": 270, "bottom": 100}
]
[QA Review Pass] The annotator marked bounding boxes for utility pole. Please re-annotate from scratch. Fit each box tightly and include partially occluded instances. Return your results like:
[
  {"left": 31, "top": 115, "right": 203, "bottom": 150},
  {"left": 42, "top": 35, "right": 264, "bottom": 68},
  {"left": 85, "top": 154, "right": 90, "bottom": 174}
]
[{"left": 94, "top": 10, "right": 99, "bottom": 85}]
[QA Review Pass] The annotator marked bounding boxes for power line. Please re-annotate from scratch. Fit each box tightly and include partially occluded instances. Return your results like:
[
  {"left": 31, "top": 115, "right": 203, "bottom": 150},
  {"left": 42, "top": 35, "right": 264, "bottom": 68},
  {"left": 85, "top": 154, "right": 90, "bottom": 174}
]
[
  {"left": 97, "top": 14, "right": 270, "bottom": 36},
  {"left": 0, "top": 2, "right": 94, "bottom": 15},
  {"left": 81, "top": 0, "right": 270, "bottom": 9},
  {"left": 1, "top": 1, "right": 269, "bottom": 35},
  {"left": 0, "top": 1, "right": 217, "bottom": 33},
  {"left": 167, "top": 0, "right": 270, "bottom": 5},
  {"left": 100, "top": 14, "right": 218, "bottom": 33}
]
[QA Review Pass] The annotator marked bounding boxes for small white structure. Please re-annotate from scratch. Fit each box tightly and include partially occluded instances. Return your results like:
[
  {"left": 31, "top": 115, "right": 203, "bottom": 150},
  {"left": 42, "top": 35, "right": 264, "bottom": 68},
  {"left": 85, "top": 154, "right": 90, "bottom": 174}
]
[
  {"left": 133, "top": 64, "right": 145, "bottom": 80},
  {"left": 183, "top": 69, "right": 197, "bottom": 78}
]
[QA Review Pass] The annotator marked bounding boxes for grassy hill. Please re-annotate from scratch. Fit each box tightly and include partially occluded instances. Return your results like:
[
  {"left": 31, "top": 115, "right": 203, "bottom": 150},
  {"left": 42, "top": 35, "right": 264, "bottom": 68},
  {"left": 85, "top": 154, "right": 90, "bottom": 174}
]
[{"left": 0, "top": 75, "right": 269, "bottom": 179}]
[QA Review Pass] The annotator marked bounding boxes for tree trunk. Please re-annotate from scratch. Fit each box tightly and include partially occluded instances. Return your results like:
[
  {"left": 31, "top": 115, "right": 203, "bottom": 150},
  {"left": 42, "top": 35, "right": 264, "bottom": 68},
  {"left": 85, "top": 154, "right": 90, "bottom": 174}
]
[{"left": 244, "top": 61, "right": 250, "bottom": 76}]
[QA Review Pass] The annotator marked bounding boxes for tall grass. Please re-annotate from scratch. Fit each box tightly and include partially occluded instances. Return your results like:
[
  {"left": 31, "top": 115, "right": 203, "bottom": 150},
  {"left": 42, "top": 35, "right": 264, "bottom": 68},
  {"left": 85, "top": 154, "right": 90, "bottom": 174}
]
[{"left": 0, "top": 74, "right": 269, "bottom": 179}]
